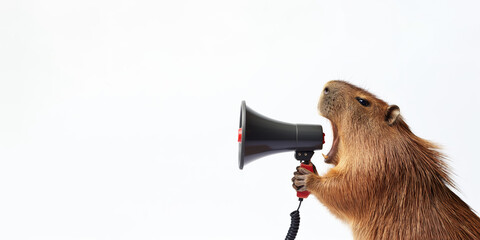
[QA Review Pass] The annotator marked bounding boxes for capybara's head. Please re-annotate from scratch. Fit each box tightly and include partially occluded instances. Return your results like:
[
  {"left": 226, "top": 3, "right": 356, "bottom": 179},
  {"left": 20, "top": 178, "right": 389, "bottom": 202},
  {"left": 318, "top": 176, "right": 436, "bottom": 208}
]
[{"left": 317, "top": 80, "right": 401, "bottom": 165}]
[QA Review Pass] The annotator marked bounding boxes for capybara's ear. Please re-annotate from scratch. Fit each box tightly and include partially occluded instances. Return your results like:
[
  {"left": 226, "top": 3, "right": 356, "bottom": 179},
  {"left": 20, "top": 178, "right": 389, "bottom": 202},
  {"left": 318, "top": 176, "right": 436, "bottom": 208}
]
[{"left": 385, "top": 105, "right": 400, "bottom": 125}]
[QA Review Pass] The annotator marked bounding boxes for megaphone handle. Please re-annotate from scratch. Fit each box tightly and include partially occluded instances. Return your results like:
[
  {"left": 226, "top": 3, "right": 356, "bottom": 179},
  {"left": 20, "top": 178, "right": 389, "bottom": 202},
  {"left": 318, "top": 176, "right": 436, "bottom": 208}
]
[{"left": 296, "top": 162, "right": 314, "bottom": 198}]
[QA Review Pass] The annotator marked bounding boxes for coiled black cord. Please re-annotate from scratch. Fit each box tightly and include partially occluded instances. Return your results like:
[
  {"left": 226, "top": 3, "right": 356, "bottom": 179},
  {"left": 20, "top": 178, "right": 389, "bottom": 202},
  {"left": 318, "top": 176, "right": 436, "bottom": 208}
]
[{"left": 285, "top": 198, "right": 303, "bottom": 240}]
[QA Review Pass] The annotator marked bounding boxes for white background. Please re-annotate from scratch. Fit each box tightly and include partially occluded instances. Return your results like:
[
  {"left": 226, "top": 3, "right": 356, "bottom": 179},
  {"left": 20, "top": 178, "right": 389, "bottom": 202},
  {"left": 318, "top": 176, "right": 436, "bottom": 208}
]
[{"left": 1, "top": 0, "right": 479, "bottom": 239}]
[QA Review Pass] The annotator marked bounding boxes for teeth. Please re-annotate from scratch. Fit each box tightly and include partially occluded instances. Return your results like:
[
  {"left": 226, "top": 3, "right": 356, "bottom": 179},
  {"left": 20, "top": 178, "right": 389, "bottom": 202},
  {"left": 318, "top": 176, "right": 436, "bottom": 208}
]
[{"left": 322, "top": 153, "right": 329, "bottom": 159}]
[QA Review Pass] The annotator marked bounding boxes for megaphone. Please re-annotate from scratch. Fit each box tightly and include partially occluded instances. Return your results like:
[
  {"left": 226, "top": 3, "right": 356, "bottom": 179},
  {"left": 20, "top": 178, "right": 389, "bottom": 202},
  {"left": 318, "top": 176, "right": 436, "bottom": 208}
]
[
  {"left": 237, "top": 101, "right": 325, "bottom": 239},
  {"left": 238, "top": 101, "right": 325, "bottom": 170}
]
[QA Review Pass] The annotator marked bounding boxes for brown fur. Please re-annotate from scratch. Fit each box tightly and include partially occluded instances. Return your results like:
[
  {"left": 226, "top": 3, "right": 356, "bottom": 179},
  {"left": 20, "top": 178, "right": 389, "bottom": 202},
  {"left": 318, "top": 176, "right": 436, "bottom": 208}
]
[{"left": 297, "top": 80, "right": 480, "bottom": 239}]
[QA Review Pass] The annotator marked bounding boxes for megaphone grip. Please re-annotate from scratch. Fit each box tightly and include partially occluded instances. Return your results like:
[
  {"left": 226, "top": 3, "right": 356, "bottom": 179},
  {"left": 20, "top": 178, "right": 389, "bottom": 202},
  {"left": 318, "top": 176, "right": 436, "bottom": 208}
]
[{"left": 296, "top": 163, "right": 314, "bottom": 198}]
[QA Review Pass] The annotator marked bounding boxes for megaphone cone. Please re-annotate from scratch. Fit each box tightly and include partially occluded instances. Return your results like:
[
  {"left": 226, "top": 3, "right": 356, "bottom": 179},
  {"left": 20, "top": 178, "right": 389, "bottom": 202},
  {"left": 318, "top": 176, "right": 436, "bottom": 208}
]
[{"left": 238, "top": 101, "right": 324, "bottom": 169}]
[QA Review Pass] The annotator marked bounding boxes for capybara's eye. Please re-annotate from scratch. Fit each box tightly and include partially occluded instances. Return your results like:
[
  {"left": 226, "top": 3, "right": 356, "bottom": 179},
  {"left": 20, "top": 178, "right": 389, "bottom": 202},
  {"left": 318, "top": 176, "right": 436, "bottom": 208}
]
[
  {"left": 355, "top": 97, "right": 370, "bottom": 107},
  {"left": 324, "top": 87, "right": 329, "bottom": 94}
]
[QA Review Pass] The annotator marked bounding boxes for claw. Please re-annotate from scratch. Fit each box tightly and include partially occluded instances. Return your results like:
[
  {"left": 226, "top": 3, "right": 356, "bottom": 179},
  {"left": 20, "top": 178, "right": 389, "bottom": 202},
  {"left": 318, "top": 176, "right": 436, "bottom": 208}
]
[{"left": 322, "top": 153, "right": 328, "bottom": 159}]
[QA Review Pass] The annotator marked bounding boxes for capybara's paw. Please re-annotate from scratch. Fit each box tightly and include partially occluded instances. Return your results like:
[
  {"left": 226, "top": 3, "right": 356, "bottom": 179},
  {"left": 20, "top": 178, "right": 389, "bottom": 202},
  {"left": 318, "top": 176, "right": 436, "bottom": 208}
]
[{"left": 292, "top": 166, "right": 314, "bottom": 192}]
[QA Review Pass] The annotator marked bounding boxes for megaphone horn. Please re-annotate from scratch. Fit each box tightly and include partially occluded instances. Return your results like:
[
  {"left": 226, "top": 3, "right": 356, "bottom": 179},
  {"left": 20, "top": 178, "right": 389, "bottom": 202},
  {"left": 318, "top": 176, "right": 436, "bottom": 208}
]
[{"left": 238, "top": 101, "right": 324, "bottom": 169}]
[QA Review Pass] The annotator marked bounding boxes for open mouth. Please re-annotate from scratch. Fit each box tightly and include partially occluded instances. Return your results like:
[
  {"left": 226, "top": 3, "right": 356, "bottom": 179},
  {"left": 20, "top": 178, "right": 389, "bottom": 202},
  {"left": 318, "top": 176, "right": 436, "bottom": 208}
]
[{"left": 323, "top": 121, "right": 339, "bottom": 165}]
